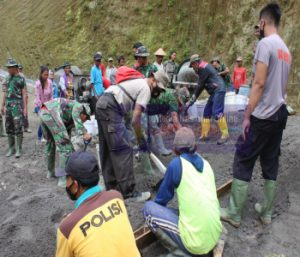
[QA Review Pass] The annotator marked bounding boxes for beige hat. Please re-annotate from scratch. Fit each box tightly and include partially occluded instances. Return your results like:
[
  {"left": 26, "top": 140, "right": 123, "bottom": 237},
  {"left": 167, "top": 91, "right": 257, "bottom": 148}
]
[
  {"left": 154, "top": 48, "right": 166, "bottom": 56},
  {"left": 236, "top": 56, "right": 243, "bottom": 61},
  {"left": 153, "top": 70, "right": 168, "bottom": 90},
  {"left": 173, "top": 127, "right": 196, "bottom": 151}
]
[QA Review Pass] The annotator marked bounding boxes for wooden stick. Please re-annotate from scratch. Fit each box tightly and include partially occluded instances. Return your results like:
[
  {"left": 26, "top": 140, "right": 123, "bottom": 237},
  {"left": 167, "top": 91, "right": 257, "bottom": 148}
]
[{"left": 134, "top": 179, "right": 233, "bottom": 250}]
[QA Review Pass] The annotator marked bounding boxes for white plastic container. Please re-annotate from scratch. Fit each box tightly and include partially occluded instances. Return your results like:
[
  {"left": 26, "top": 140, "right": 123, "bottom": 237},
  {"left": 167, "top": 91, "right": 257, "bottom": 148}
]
[
  {"left": 188, "top": 92, "right": 248, "bottom": 119},
  {"left": 84, "top": 115, "right": 98, "bottom": 136}
]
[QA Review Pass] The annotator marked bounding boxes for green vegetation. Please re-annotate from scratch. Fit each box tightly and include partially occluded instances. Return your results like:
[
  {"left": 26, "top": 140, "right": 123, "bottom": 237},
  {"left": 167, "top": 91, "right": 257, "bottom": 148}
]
[{"left": 0, "top": 0, "right": 298, "bottom": 79}]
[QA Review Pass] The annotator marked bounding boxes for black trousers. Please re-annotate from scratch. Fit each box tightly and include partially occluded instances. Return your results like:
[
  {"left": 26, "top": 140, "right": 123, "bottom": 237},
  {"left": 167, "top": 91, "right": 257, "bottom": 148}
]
[
  {"left": 96, "top": 93, "right": 135, "bottom": 197},
  {"left": 233, "top": 105, "right": 288, "bottom": 182}
]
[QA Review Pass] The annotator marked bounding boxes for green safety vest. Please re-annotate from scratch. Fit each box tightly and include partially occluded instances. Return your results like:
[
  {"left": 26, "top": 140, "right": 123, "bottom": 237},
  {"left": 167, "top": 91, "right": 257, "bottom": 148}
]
[{"left": 177, "top": 157, "right": 222, "bottom": 255}]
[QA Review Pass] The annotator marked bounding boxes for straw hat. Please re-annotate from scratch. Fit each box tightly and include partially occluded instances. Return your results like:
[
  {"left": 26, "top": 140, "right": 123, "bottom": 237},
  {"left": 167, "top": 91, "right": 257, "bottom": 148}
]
[{"left": 154, "top": 48, "right": 166, "bottom": 56}]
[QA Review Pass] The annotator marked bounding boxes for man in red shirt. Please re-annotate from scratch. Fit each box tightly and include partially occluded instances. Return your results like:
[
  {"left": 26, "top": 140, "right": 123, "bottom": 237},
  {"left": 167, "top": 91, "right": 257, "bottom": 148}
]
[{"left": 232, "top": 56, "right": 247, "bottom": 94}]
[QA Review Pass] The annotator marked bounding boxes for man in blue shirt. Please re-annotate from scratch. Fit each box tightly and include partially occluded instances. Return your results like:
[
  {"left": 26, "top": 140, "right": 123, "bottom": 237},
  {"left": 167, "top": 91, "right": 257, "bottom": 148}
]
[
  {"left": 90, "top": 53, "right": 104, "bottom": 97},
  {"left": 143, "top": 127, "right": 222, "bottom": 256}
]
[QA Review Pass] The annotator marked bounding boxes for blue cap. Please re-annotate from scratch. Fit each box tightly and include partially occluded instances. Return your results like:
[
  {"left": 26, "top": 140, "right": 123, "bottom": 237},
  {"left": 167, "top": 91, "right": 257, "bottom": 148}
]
[{"left": 56, "top": 151, "right": 99, "bottom": 180}]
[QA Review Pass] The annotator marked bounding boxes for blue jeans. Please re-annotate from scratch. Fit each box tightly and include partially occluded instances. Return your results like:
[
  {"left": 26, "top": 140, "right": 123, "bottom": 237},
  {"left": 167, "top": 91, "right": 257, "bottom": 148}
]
[
  {"left": 143, "top": 201, "right": 207, "bottom": 256},
  {"left": 37, "top": 125, "right": 43, "bottom": 141},
  {"left": 203, "top": 91, "right": 225, "bottom": 119}
]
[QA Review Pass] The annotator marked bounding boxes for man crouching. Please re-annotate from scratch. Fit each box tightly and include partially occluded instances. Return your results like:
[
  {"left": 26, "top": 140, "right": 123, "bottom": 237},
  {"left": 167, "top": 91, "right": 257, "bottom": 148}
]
[{"left": 143, "top": 127, "right": 222, "bottom": 256}]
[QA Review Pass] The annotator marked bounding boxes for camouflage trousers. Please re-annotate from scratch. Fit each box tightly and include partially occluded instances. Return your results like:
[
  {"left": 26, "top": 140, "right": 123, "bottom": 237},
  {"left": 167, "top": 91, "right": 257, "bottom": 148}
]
[
  {"left": 5, "top": 100, "right": 24, "bottom": 136},
  {"left": 40, "top": 108, "right": 74, "bottom": 173}
]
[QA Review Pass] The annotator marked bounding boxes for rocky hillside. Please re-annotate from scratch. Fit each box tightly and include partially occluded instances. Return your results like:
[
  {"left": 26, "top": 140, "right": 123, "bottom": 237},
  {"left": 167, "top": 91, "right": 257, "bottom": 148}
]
[{"left": 0, "top": 0, "right": 299, "bottom": 80}]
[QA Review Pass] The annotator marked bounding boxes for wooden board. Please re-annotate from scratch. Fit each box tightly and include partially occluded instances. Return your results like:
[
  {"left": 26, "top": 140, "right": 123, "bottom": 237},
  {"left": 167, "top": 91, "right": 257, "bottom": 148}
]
[{"left": 134, "top": 179, "right": 233, "bottom": 250}]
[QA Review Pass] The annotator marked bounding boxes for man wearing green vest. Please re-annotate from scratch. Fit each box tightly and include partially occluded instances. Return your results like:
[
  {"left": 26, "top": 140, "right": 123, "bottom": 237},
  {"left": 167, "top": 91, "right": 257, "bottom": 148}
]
[{"left": 143, "top": 127, "right": 222, "bottom": 256}]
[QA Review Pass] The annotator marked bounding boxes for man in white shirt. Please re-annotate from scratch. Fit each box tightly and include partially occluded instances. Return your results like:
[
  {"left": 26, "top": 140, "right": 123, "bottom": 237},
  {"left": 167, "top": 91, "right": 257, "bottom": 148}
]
[{"left": 95, "top": 69, "right": 168, "bottom": 202}]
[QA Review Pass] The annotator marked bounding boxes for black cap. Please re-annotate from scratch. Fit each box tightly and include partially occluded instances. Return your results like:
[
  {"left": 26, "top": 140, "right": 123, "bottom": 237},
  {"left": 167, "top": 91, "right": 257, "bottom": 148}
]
[
  {"left": 56, "top": 151, "right": 99, "bottom": 180},
  {"left": 94, "top": 53, "right": 102, "bottom": 61},
  {"left": 133, "top": 41, "right": 143, "bottom": 49}
]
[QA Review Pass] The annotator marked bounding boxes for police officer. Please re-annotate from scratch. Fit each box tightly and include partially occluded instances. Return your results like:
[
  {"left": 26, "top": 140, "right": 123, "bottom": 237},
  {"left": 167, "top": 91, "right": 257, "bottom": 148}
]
[
  {"left": 55, "top": 151, "right": 141, "bottom": 257},
  {"left": 189, "top": 54, "right": 229, "bottom": 145},
  {"left": 40, "top": 98, "right": 91, "bottom": 187},
  {"left": 1, "top": 59, "right": 27, "bottom": 158}
]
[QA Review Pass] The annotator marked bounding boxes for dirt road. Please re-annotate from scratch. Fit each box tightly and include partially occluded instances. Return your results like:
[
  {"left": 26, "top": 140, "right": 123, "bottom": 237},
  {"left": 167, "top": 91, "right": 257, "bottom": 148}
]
[{"left": 0, "top": 92, "right": 299, "bottom": 257}]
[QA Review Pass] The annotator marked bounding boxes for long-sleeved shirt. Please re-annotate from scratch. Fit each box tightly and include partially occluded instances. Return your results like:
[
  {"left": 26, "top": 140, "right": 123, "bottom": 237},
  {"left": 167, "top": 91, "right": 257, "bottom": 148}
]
[
  {"left": 192, "top": 61, "right": 225, "bottom": 103},
  {"left": 155, "top": 153, "right": 204, "bottom": 205},
  {"left": 34, "top": 79, "right": 53, "bottom": 108}
]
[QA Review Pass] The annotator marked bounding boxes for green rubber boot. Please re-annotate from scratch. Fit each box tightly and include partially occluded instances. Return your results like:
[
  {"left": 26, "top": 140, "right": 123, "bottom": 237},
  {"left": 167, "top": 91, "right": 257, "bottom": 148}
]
[
  {"left": 15, "top": 134, "right": 23, "bottom": 158},
  {"left": 47, "top": 148, "right": 56, "bottom": 179},
  {"left": 6, "top": 135, "right": 15, "bottom": 157},
  {"left": 58, "top": 176, "right": 66, "bottom": 187},
  {"left": 220, "top": 178, "right": 249, "bottom": 228},
  {"left": 0, "top": 118, "right": 6, "bottom": 137},
  {"left": 140, "top": 152, "right": 156, "bottom": 175},
  {"left": 254, "top": 180, "right": 276, "bottom": 225}
]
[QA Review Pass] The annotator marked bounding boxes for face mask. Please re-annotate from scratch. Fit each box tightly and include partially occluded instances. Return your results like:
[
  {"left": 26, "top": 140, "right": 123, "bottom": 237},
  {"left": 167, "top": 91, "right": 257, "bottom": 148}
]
[
  {"left": 66, "top": 181, "right": 78, "bottom": 201},
  {"left": 151, "top": 86, "right": 161, "bottom": 98}
]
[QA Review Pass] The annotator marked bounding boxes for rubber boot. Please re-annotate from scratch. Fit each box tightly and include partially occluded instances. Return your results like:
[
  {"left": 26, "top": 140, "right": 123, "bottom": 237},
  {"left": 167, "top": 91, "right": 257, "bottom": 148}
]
[
  {"left": 154, "top": 229, "right": 190, "bottom": 257},
  {"left": 58, "top": 176, "right": 66, "bottom": 187},
  {"left": 47, "top": 152, "right": 56, "bottom": 179},
  {"left": 220, "top": 178, "right": 249, "bottom": 228},
  {"left": 6, "top": 135, "right": 15, "bottom": 157},
  {"left": 200, "top": 118, "right": 210, "bottom": 140},
  {"left": 153, "top": 133, "right": 172, "bottom": 156},
  {"left": 140, "top": 152, "right": 156, "bottom": 175},
  {"left": 0, "top": 118, "right": 6, "bottom": 137},
  {"left": 217, "top": 116, "right": 229, "bottom": 145},
  {"left": 254, "top": 180, "right": 276, "bottom": 225},
  {"left": 15, "top": 134, "right": 23, "bottom": 158}
]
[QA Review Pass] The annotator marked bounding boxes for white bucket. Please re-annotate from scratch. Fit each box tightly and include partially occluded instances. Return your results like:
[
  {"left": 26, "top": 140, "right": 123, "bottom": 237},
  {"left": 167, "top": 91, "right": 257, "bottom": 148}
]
[
  {"left": 84, "top": 116, "right": 98, "bottom": 136},
  {"left": 189, "top": 93, "right": 248, "bottom": 119}
]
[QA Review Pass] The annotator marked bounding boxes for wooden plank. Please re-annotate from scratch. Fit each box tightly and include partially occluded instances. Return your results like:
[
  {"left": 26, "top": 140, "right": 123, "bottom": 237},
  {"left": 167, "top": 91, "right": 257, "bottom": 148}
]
[
  {"left": 217, "top": 179, "right": 233, "bottom": 198},
  {"left": 134, "top": 179, "right": 233, "bottom": 250},
  {"left": 134, "top": 225, "right": 157, "bottom": 250}
]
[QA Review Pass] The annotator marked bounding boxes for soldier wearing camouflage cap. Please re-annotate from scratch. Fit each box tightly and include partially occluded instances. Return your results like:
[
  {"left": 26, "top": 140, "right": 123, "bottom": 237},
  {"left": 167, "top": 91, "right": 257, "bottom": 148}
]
[
  {"left": 1, "top": 59, "right": 27, "bottom": 158},
  {"left": 133, "top": 46, "right": 158, "bottom": 78},
  {"left": 39, "top": 98, "right": 91, "bottom": 187}
]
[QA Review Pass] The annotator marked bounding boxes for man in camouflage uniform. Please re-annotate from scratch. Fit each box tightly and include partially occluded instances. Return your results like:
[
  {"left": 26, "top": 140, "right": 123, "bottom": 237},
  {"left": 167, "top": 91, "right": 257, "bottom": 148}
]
[
  {"left": 40, "top": 98, "right": 91, "bottom": 187},
  {"left": 147, "top": 88, "right": 182, "bottom": 155},
  {"left": 18, "top": 64, "right": 32, "bottom": 133},
  {"left": 132, "top": 46, "right": 160, "bottom": 173},
  {"left": 133, "top": 46, "right": 158, "bottom": 78},
  {"left": 164, "top": 50, "right": 179, "bottom": 88},
  {"left": 1, "top": 59, "right": 27, "bottom": 158},
  {"left": 0, "top": 114, "right": 5, "bottom": 137}
]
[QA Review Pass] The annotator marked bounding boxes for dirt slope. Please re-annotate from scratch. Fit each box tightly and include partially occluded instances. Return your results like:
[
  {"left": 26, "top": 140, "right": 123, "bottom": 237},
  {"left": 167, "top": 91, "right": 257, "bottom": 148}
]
[{"left": 0, "top": 0, "right": 299, "bottom": 78}]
